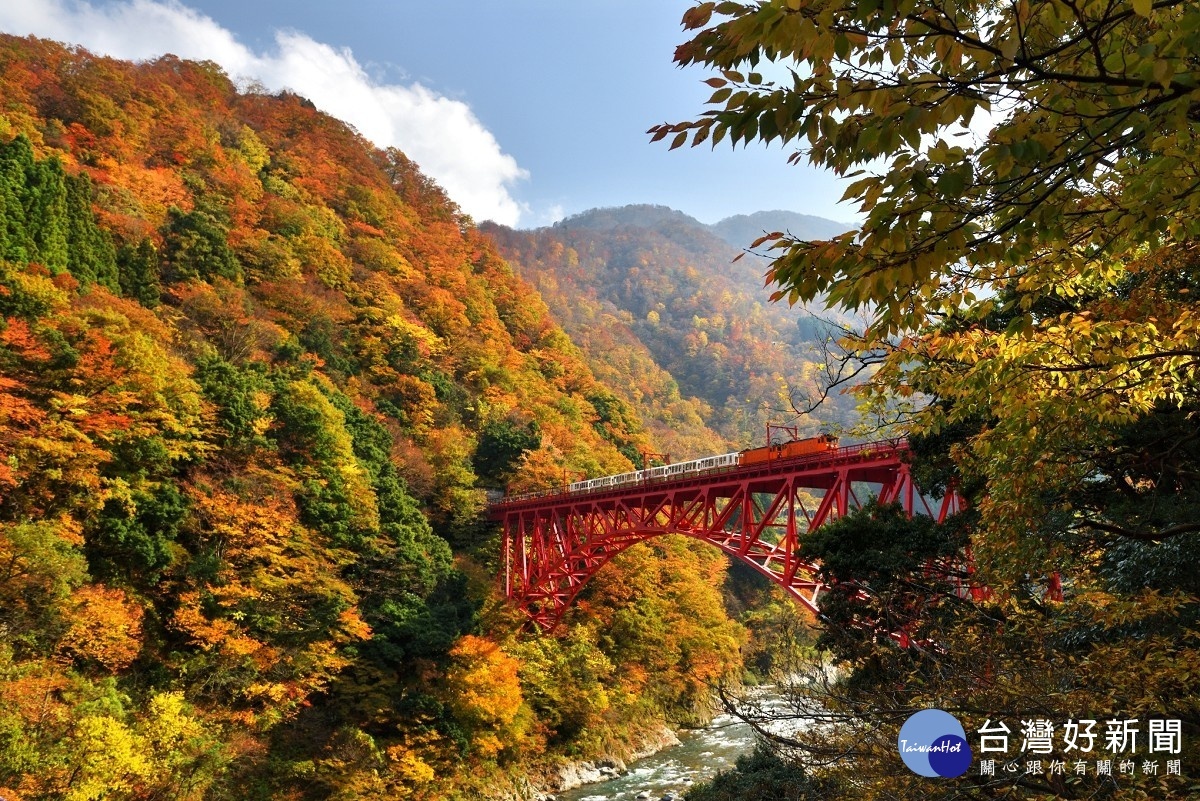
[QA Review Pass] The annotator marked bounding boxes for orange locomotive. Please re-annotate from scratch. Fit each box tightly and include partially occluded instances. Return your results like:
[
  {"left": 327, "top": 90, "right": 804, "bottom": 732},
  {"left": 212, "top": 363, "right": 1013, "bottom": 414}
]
[{"left": 739, "top": 434, "right": 839, "bottom": 466}]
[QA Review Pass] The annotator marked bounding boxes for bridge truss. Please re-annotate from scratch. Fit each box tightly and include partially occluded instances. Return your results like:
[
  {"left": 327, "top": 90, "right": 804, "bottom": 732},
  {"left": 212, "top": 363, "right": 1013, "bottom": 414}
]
[{"left": 491, "top": 439, "right": 964, "bottom": 631}]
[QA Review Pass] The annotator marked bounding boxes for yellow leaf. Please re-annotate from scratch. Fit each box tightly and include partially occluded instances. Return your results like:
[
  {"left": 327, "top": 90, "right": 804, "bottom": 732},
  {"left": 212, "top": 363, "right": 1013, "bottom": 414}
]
[{"left": 1153, "top": 58, "right": 1172, "bottom": 89}]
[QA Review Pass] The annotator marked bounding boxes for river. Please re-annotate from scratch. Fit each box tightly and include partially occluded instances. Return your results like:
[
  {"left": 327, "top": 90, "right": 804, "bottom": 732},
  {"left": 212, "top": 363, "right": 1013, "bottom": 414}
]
[{"left": 555, "top": 687, "right": 804, "bottom": 801}]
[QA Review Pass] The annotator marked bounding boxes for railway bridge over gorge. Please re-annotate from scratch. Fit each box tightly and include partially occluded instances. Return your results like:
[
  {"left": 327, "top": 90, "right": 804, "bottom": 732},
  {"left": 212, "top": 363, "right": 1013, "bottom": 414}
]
[{"left": 489, "top": 437, "right": 966, "bottom": 632}]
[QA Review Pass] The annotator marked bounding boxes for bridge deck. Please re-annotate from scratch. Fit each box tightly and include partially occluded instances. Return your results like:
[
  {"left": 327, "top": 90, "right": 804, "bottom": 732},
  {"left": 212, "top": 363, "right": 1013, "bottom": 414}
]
[{"left": 490, "top": 438, "right": 913, "bottom": 514}]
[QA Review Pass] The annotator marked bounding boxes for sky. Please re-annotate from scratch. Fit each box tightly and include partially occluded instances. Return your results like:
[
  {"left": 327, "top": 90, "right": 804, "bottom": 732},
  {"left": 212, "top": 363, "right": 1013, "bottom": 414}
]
[{"left": 0, "top": 0, "right": 857, "bottom": 228}]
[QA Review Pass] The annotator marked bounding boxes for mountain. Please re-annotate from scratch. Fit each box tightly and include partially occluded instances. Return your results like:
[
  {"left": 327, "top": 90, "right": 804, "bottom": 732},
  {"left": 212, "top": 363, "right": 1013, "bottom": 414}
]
[
  {"left": 548, "top": 203, "right": 701, "bottom": 234},
  {"left": 483, "top": 205, "right": 862, "bottom": 454},
  {"left": 0, "top": 36, "right": 752, "bottom": 801},
  {"left": 709, "top": 209, "right": 852, "bottom": 250}
]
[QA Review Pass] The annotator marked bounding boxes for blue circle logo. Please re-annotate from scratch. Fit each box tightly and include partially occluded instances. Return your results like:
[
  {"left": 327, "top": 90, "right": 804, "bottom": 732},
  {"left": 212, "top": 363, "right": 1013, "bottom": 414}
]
[{"left": 898, "top": 709, "right": 972, "bottom": 777}]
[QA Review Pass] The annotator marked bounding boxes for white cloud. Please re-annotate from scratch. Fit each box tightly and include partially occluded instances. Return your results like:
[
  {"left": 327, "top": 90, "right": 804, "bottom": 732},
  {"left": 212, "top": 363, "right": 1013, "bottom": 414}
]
[
  {"left": 525, "top": 202, "right": 566, "bottom": 229},
  {"left": 0, "top": 0, "right": 528, "bottom": 224}
]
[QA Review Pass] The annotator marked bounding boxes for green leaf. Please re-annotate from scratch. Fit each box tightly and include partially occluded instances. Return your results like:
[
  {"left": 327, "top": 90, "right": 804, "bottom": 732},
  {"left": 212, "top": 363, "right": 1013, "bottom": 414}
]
[{"left": 834, "top": 34, "right": 850, "bottom": 60}]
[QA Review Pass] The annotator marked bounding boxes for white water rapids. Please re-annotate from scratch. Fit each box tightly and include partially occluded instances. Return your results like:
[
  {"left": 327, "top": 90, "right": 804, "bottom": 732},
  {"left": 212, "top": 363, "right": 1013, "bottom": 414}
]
[{"left": 555, "top": 687, "right": 809, "bottom": 801}]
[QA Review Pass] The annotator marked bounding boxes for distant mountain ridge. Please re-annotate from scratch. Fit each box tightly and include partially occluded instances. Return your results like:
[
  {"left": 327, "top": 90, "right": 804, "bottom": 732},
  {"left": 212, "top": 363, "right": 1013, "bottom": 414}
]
[
  {"left": 551, "top": 204, "right": 852, "bottom": 250},
  {"left": 708, "top": 209, "right": 852, "bottom": 249}
]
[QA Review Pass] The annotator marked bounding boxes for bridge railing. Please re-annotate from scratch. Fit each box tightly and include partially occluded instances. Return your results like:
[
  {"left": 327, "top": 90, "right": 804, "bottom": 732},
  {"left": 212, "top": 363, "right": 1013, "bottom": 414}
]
[{"left": 491, "top": 437, "right": 909, "bottom": 509}]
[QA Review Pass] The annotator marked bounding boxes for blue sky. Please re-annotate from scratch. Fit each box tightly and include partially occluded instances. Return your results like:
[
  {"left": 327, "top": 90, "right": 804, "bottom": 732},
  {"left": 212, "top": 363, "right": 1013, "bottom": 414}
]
[{"left": 0, "top": 1, "right": 856, "bottom": 228}]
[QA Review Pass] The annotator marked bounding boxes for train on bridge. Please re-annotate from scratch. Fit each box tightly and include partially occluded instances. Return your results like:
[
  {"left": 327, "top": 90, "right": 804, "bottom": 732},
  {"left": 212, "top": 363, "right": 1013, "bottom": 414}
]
[{"left": 567, "top": 434, "right": 839, "bottom": 494}]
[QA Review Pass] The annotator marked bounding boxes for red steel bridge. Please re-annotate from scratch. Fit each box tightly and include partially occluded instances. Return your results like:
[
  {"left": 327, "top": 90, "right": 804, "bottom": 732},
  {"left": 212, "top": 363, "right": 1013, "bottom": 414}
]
[{"left": 490, "top": 437, "right": 966, "bottom": 632}]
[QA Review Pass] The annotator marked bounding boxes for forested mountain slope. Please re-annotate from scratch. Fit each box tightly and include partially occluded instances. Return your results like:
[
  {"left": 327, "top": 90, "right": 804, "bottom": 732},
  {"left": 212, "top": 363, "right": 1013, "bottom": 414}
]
[
  {"left": 482, "top": 205, "right": 862, "bottom": 452},
  {"left": 0, "top": 35, "right": 751, "bottom": 800}
]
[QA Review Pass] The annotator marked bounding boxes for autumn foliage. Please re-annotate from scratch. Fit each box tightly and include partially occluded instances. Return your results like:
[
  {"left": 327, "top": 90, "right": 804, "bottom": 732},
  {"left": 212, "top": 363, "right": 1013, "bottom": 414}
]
[
  {"left": 0, "top": 34, "right": 752, "bottom": 800},
  {"left": 484, "top": 207, "right": 862, "bottom": 454}
]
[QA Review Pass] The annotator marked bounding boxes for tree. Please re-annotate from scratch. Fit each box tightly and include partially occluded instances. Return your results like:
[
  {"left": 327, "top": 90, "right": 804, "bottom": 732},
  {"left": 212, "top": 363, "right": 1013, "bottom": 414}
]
[
  {"left": 655, "top": 2, "right": 1200, "bottom": 797},
  {"left": 472, "top": 417, "right": 541, "bottom": 486},
  {"left": 63, "top": 173, "right": 118, "bottom": 291},
  {"left": 657, "top": 0, "right": 1200, "bottom": 328},
  {"left": 685, "top": 742, "right": 826, "bottom": 801},
  {"left": 161, "top": 206, "right": 242, "bottom": 284},
  {"left": 0, "top": 136, "right": 116, "bottom": 289},
  {"left": 441, "top": 634, "right": 528, "bottom": 759},
  {"left": 657, "top": 0, "right": 1200, "bottom": 556},
  {"left": 59, "top": 584, "right": 145, "bottom": 672},
  {"left": 116, "top": 238, "right": 161, "bottom": 307},
  {"left": 655, "top": 1, "right": 1200, "bottom": 465}
]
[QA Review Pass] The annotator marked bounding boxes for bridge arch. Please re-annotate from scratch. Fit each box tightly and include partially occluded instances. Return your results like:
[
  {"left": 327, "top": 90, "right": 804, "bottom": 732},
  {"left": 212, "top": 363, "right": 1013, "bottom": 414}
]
[{"left": 492, "top": 440, "right": 961, "bottom": 631}]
